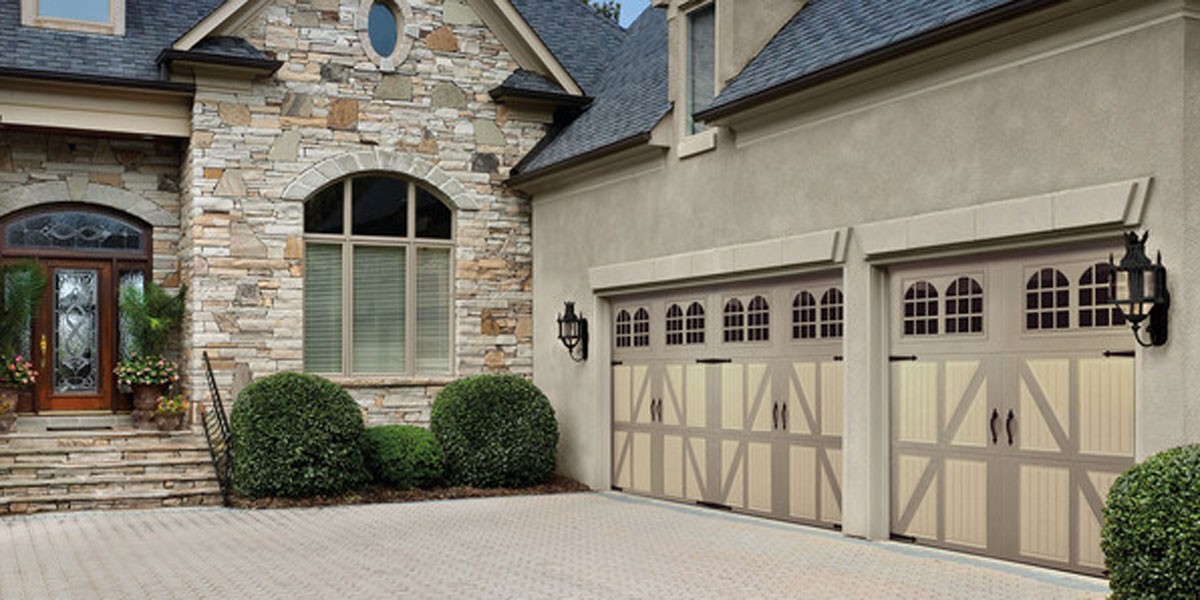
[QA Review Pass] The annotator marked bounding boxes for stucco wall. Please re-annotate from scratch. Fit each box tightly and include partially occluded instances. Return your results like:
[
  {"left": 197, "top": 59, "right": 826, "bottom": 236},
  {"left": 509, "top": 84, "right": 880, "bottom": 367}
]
[
  {"left": 183, "top": 0, "right": 542, "bottom": 424},
  {"left": 529, "top": 0, "right": 1197, "bottom": 539}
]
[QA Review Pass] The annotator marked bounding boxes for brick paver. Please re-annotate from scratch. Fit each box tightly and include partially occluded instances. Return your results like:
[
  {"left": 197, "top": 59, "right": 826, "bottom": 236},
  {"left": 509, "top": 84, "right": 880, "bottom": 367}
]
[{"left": 0, "top": 492, "right": 1109, "bottom": 599}]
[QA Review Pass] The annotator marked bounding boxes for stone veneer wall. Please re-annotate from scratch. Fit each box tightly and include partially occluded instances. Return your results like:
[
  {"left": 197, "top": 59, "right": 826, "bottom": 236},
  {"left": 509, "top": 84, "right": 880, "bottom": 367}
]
[
  {"left": 0, "top": 131, "right": 183, "bottom": 286},
  {"left": 183, "top": 0, "right": 543, "bottom": 425}
]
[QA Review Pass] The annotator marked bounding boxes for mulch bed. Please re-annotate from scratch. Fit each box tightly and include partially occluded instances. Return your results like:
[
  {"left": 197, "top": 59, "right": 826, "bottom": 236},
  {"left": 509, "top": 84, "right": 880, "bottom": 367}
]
[{"left": 229, "top": 475, "right": 591, "bottom": 510}]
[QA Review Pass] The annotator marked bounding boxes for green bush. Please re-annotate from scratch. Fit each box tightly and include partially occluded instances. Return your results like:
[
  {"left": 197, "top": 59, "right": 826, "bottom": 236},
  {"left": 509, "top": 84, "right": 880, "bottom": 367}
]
[
  {"left": 231, "top": 372, "right": 369, "bottom": 498},
  {"left": 1102, "top": 444, "right": 1200, "bottom": 598},
  {"left": 431, "top": 375, "right": 559, "bottom": 488},
  {"left": 364, "top": 425, "right": 444, "bottom": 490}
]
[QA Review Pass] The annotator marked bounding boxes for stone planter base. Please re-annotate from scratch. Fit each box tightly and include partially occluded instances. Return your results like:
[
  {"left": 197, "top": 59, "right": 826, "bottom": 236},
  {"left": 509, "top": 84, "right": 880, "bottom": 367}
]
[
  {"left": 155, "top": 412, "right": 185, "bottom": 431},
  {"left": 0, "top": 412, "right": 15, "bottom": 434},
  {"left": 0, "top": 387, "right": 20, "bottom": 433},
  {"left": 131, "top": 385, "right": 165, "bottom": 430}
]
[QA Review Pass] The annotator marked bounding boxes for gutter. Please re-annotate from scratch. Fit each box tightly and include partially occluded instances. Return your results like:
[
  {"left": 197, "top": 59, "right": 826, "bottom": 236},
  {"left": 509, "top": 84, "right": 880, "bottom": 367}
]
[
  {"left": 158, "top": 49, "right": 283, "bottom": 74},
  {"left": 507, "top": 132, "right": 655, "bottom": 187},
  {"left": 0, "top": 66, "right": 195, "bottom": 94},
  {"left": 488, "top": 84, "right": 593, "bottom": 108},
  {"left": 694, "top": 0, "right": 1065, "bottom": 123}
]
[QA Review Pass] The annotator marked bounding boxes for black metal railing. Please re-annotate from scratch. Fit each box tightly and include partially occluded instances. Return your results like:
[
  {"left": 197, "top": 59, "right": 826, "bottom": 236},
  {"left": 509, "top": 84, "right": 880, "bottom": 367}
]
[{"left": 201, "top": 351, "right": 233, "bottom": 505}]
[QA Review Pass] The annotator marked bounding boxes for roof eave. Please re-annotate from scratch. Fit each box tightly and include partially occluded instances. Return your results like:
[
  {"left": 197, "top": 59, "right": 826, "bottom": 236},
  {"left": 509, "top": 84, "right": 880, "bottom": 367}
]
[
  {"left": 507, "top": 132, "right": 654, "bottom": 187},
  {"left": 695, "top": 0, "right": 1065, "bottom": 123},
  {"left": 158, "top": 49, "right": 283, "bottom": 76},
  {"left": 488, "top": 85, "right": 593, "bottom": 108},
  {"left": 0, "top": 67, "right": 195, "bottom": 94}
]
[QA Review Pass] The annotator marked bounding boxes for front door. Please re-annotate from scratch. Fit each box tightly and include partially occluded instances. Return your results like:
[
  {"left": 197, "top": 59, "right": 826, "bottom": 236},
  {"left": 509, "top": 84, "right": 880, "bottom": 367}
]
[{"left": 34, "top": 260, "right": 116, "bottom": 412}]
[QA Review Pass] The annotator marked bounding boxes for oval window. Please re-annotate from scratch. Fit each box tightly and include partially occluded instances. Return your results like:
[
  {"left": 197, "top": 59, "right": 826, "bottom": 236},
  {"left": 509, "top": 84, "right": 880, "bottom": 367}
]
[{"left": 368, "top": 2, "right": 398, "bottom": 58}]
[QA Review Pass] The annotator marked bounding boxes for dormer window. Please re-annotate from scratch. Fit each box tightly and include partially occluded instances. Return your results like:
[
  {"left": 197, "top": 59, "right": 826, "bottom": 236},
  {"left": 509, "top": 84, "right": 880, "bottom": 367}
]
[
  {"left": 21, "top": 0, "right": 125, "bottom": 35},
  {"left": 686, "top": 2, "right": 716, "bottom": 134}
]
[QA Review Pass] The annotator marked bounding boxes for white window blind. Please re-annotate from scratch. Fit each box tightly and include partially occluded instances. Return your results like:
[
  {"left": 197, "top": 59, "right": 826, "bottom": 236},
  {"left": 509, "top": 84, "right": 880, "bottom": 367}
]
[
  {"left": 416, "top": 247, "right": 451, "bottom": 373},
  {"left": 687, "top": 4, "right": 716, "bottom": 134},
  {"left": 353, "top": 246, "right": 406, "bottom": 373},
  {"left": 304, "top": 243, "right": 343, "bottom": 372}
]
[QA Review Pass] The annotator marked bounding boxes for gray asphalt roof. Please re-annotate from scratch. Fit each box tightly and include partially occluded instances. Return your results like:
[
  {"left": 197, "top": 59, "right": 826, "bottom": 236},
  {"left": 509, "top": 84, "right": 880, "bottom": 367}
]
[
  {"left": 0, "top": 0, "right": 223, "bottom": 84},
  {"left": 507, "top": 0, "right": 626, "bottom": 94},
  {"left": 497, "top": 69, "right": 569, "bottom": 96},
  {"left": 513, "top": 6, "right": 669, "bottom": 177},
  {"left": 705, "top": 0, "right": 1023, "bottom": 114}
]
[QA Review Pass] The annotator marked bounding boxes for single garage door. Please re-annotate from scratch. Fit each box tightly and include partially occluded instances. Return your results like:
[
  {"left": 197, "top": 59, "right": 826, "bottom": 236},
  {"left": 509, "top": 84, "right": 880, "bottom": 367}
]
[
  {"left": 889, "top": 243, "right": 1135, "bottom": 575},
  {"left": 612, "top": 274, "right": 843, "bottom": 528}
]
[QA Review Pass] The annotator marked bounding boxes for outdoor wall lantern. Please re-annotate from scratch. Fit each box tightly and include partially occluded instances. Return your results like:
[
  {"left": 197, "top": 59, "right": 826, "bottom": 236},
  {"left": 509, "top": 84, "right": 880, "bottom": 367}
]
[
  {"left": 556, "top": 301, "right": 588, "bottom": 362},
  {"left": 1110, "top": 231, "right": 1170, "bottom": 347}
]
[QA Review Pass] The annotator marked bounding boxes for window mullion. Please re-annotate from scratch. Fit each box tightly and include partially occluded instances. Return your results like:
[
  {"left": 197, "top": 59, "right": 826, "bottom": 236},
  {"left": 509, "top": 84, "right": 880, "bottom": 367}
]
[{"left": 342, "top": 180, "right": 354, "bottom": 376}]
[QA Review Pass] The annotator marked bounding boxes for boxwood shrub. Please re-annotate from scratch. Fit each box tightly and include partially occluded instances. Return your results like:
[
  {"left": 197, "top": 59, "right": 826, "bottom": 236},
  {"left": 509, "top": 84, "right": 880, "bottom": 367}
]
[
  {"left": 1102, "top": 444, "right": 1200, "bottom": 598},
  {"left": 430, "top": 374, "right": 558, "bottom": 488},
  {"left": 364, "top": 425, "right": 444, "bottom": 490},
  {"left": 231, "top": 372, "right": 369, "bottom": 498}
]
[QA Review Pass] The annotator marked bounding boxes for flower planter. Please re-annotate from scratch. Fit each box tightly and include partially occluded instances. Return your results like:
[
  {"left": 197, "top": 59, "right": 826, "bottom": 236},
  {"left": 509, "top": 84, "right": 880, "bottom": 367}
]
[
  {"left": 155, "top": 412, "right": 186, "bottom": 432},
  {"left": 0, "top": 386, "right": 20, "bottom": 434},
  {"left": 131, "top": 384, "right": 165, "bottom": 430}
]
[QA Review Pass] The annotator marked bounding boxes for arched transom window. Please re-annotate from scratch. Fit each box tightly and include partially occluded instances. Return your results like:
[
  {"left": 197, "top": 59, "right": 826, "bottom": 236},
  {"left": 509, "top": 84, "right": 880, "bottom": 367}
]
[
  {"left": 685, "top": 302, "right": 705, "bottom": 345},
  {"left": 303, "top": 175, "right": 454, "bottom": 375},
  {"left": 820, "top": 288, "right": 844, "bottom": 339},
  {"left": 903, "top": 281, "right": 939, "bottom": 336},
  {"left": 615, "top": 310, "right": 632, "bottom": 348},
  {"left": 792, "top": 292, "right": 817, "bottom": 340},
  {"left": 944, "top": 277, "right": 984, "bottom": 335},
  {"left": 1079, "top": 263, "right": 1125, "bottom": 328},
  {"left": 632, "top": 308, "right": 651, "bottom": 348},
  {"left": 1026, "top": 268, "right": 1070, "bottom": 331}
]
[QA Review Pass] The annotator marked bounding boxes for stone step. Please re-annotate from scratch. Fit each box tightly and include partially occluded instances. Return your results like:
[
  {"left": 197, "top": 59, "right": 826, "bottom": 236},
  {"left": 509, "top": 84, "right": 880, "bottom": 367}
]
[
  {"left": 0, "top": 429, "right": 207, "bottom": 449},
  {"left": 0, "top": 474, "right": 218, "bottom": 496},
  {"left": 0, "top": 457, "right": 217, "bottom": 478},
  {"left": 0, "top": 487, "right": 225, "bottom": 516}
]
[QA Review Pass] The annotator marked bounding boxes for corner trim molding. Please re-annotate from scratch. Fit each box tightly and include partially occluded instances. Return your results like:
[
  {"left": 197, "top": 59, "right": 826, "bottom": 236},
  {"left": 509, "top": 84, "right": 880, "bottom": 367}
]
[
  {"left": 0, "top": 182, "right": 178, "bottom": 227},
  {"left": 857, "top": 177, "right": 1151, "bottom": 258},
  {"left": 281, "top": 149, "right": 481, "bottom": 211},
  {"left": 589, "top": 228, "right": 849, "bottom": 292}
]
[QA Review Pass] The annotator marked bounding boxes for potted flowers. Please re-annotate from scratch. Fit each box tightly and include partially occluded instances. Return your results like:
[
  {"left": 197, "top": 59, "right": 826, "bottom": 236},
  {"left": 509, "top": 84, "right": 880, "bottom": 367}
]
[
  {"left": 0, "top": 261, "right": 47, "bottom": 430},
  {"left": 115, "top": 281, "right": 185, "bottom": 430},
  {"left": 154, "top": 393, "right": 188, "bottom": 431}
]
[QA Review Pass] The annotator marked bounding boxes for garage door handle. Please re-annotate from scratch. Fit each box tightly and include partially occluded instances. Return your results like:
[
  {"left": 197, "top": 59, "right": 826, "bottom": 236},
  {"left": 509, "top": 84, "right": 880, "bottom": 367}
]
[
  {"left": 1103, "top": 350, "right": 1135, "bottom": 358},
  {"left": 773, "top": 403, "right": 779, "bottom": 430},
  {"left": 1006, "top": 410, "right": 1015, "bottom": 446},
  {"left": 989, "top": 409, "right": 999, "bottom": 445},
  {"left": 781, "top": 403, "right": 788, "bottom": 431}
]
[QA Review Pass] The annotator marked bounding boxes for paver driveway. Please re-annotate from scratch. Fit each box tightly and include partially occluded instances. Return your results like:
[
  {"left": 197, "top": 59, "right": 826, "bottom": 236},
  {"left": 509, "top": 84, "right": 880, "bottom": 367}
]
[{"left": 0, "top": 492, "right": 1109, "bottom": 599}]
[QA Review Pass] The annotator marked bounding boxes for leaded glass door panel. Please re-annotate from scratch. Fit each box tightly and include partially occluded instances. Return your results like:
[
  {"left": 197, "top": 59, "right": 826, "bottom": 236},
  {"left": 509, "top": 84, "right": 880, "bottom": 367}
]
[{"left": 35, "top": 261, "right": 115, "bottom": 411}]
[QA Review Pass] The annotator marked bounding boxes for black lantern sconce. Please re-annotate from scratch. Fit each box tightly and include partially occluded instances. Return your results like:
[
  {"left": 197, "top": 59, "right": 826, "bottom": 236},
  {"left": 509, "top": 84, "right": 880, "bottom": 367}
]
[
  {"left": 1110, "top": 231, "right": 1170, "bottom": 347},
  {"left": 557, "top": 301, "right": 589, "bottom": 362}
]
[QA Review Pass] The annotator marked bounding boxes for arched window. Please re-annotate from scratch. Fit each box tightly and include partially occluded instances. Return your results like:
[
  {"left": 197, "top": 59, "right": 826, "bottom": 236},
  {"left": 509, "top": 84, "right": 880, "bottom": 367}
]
[
  {"left": 747, "top": 296, "right": 770, "bottom": 341},
  {"left": 944, "top": 277, "right": 983, "bottom": 334},
  {"left": 1026, "top": 268, "right": 1070, "bottom": 331},
  {"left": 303, "top": 175, "right": 454, "bottom": 375},
  {"left": 820, "top": 288, "right": 844, "bottom": 339},
  {"left": 685, "top": 302, "right": 705, "bottom": 345},
  {"left": 632, "top": 308, "right": 651, "bottom": 348},
  {"left": 615, "top": 310, "right": 632, "bottom": 348},
  {"left": 792, "top": 292, "right": 817, "bottom": 340},
  {"left": 665, "top": 304, "right": 684, "bottom": 346},
  {"left": 1079, "top": 263, "right": 1125, "bottom": 328},
  {"left": 903, "top": 281, "right": 939, "bottom": 336},
  {"left": 723, "top": 299, "right": 745, "bottom": 343}
]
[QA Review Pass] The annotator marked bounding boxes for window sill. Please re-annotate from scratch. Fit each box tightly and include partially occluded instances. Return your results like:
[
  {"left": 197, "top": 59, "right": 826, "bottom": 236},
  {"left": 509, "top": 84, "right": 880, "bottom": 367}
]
[
  {"left": 324, "top": 375, "right": 457, "bottom": 388},
  {"left": 678, "top": 128, "right": 717, "bottom": 159}
]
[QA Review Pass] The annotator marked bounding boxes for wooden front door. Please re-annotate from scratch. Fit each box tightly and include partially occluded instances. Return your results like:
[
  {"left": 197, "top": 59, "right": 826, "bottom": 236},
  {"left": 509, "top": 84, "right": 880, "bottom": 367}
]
[{"left": 34, "top": 260, "right": 116, "bottom": 412}]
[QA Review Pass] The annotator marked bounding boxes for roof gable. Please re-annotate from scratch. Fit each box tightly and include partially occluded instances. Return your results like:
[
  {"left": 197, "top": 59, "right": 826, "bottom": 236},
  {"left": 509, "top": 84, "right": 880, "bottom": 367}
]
[{"left": 507, "top": 0, "right": 626, "bottom": 94}]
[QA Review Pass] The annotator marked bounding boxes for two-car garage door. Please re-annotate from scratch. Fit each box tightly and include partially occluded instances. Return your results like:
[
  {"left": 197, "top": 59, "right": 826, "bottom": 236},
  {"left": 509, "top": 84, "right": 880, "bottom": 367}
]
[
  {"left": 611, "top": 274, "right": 845, "bottom": 528},
  {"left": 610, "top": 242, "right": 1133, "bottom": 575}
]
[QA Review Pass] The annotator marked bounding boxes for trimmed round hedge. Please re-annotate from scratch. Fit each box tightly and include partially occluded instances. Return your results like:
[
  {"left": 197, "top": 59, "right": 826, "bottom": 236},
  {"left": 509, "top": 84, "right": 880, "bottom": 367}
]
[
  {"left": 1102, "top": 444, "right": 1200, "bottom": 598},
  {"left": 231, "top": 372, "right": 369, "bottom": 498},
  {"left": 430, "top": 375, "right": 558, "bottom": 488},
  {"left": 364, "top": 425, "right": 444, "bottom": 490}
]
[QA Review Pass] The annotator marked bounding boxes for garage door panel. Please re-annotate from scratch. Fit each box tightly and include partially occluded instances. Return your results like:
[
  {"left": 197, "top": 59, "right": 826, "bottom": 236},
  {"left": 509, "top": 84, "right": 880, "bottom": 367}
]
[
  {"left": 632, "top": 365, "right": 652, "bottom": 425},
  {"left": 788, "top": 445, "right": 818, "bottom": 520},
  {"left": 945, "top": 361, "right": 987, "bottom": 448},
  {"left": 1078, "top": 358, "right": 1134, "bottom": 457},
  {"left": 1020, "top": 360, "right": 1071, "bottom": 453},
  {"left": 1078, "top": 470, "right": 1120, "bottom": 569},
  {"left": 613, "top": 366, "right": 631, "bottom": 424},
  {"left": 820, "top": 448, "right": 843, "bottom": 524},
  {"left": 789, "top": 363, "right": 817, "bottom": 435},
  {"left": 720, "top": 440, "right": 744, "bottom": 508},
  {"left": 686, "top": 365, "right": 707, "bottom": 428},
  {"left": 663, "top": 365, "right": 683, "bottom": 427},
  {"left": 663, "top": 434, "right": 684, "bottom": 498},
  {"left": 896, "top": 362, "right": 939, "bottom": 444},
  {"left": 631, "top": 432, "right": 653, "bottom": 494},
  {"left": 1018, "top": 465, "right": 1070, "bottom": 563},
  {"left": 685, "top": 438, "right": 707, "bottom": 502},
  {"left": 747, "top": 363, "right": 772, "bottom": 433},
  {"left": 944, "top": 459, "right": 988, "bottom": 549},
  {"left": 820, "top": 362, "right": 843, "bottom": 437},
  {"left": 747, "top": 442, "right": 772, "bottom": 512},
  {"left": 895, "top": 454, "right": 938, "bottom": 541},
  {"left": 613, "top": 431, "right": 631, "bottom": 490},
  {"left": 721, "top": 364, "right": 744, "bottom": 431}
]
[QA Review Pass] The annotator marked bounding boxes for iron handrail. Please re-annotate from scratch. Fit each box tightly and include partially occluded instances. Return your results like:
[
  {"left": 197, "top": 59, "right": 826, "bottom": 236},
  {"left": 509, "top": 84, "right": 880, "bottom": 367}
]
[{"left": 201, "top": 351, "right": 233, "bottom": 505}]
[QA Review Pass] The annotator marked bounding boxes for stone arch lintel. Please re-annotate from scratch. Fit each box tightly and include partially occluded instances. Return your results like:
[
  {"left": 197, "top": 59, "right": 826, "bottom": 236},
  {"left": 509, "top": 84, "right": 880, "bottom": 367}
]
[
  {"left": 0, "top": 182, "right": 179, "bottom": 227},
  {"left": 281, "top": 149, "right": 480, "bottom": 211}
]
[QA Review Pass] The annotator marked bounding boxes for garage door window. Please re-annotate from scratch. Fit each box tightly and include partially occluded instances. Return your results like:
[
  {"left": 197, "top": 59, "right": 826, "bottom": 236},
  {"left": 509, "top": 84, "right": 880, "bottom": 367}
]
[
  {"left": 1026, "top": 268, "right": 1070, "bottom": 330},
  {"left": 686, "top": 302, "right": 706, "bottom": 344},
  {"left": 723, "top": 299, "right": 745, "bottom": 342},
  {"left": 633, "top": 308, "right": 651, "bottom": 347},
  {"left": 615, "top": 310, "right": 632, "bottom": 348},
  {"left": 944, "top": 277, "right": 983, "bottom": 334},
  {"left": 1079, "top": 263, "right": 1125, "bottom": 328},
  {"left": 666, "top": 304, "right": 684, "bottom": 345},
  {"left": 903, "top": 281, "right": 939, "bottom": 336},
  {"left": 793, "top": 292, "right": 817, "bottom": 339},
  {"left": 747, "top": 296, "right": 770, "bottom": 341},
  {"left": 820, "top": 288, "right": 844, "bottom": 339}
]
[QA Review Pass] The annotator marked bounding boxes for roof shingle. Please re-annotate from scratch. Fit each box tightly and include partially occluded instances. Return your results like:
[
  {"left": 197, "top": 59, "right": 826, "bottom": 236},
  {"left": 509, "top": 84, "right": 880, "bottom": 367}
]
[{"left": 507, "top": 0, "right": 626, "bottom": 94}]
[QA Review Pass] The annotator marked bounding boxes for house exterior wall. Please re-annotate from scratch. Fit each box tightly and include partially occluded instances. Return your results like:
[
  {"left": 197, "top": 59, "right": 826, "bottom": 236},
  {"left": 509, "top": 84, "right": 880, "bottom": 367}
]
[
  {"left": 182, "top": 0, "right": 543, "bottom": 425},
  {"left": 528, "top": 0, "right": 1198, "bottom": 540},
  {"left": 0, "top": 131, "right": 184, "bottom": 286}
]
